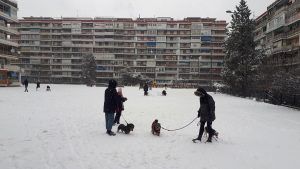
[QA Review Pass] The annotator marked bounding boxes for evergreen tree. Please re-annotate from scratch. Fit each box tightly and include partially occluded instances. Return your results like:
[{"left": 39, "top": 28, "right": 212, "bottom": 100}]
[
  {"left": 222, "top": 0, "right": 263, "bottom": 96},
  {"left": 271, "top": 69, "right": 300, "bottom": 95},
  {"left": 119, "top": 67, "right": 149, "bottom": 86},
  {"left": 82, "top": 53, "right": 97, "bottom": 86}
]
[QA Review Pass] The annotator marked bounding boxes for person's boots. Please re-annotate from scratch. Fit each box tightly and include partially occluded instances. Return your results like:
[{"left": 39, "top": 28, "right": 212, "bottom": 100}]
[
  {"left": 206, "top": 133, "right": 213, "bottom": 143},
  {"left": 106, "top": 130, "right": 116, "bottom": 136},
  {"left": 192, "top": 137, "right": 201, "bottom": 143}
]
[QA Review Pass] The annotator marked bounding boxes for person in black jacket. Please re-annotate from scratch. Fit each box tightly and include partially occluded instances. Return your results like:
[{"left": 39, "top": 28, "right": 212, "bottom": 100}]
[
  {"left": 103, "top": 79, "right": 119, "bottom": 136},
  {"left": 193, "top": 87, "right": 216, "bottom": 143},
  {"left": 36, "top": 80, "right": 40, "bottom": 91},
  {"left": 143, "top": 83, "right": 149, "bottom": 96},
  {"left": 114, "top": 87, "right": 127, "bottom": 125},
  {"left": 23, "top": 79, "right": 29, "bottom": 92}
]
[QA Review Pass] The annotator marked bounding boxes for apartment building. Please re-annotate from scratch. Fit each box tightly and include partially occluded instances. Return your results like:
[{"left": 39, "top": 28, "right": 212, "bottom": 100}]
[
  {"left": 255, "top": 0, "right": 300, "bottom": 74},
  {"left": 13, "top": 17, "right": 226, "bottom": 87},
  {"left": 0, "top": 0, "right": 20, "bottom": 86}
]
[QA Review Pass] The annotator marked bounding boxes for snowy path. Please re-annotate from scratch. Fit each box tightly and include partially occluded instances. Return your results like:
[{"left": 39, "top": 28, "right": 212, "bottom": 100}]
[{"left": 0, "top": 84, "right": 300, "bottom": 169}]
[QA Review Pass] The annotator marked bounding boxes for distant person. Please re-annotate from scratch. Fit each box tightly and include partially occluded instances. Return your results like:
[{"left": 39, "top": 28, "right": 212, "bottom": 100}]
[
  {"left": 103, "top": 79, "right": 119, "bottom": 136},
  {"left": 114, "top": 88, "right": 127, "bottom": 125},
  {"left": 143, "top": 83, "right": 149, "bottom": 96},
  {"left": 46, "top": 85, "right": 51, "bottom": 91},
  {"left": 23, "top": 79, "right": 29, "bottom": 92},
  {"left": 162, "top": 90, "right": 167, "bottom": 96},
  {"left": 164, "top": 83, "right": 167, "bottom": 89},
  {"left": 36, "top": 81, "right": 40, "bottom": 91},
  {"left": 149, "top": 82, "right": 152, "bottom": 90},
  {"left": 139, "top": 83, "right": 143, "bottom": 90},
  {"left": 192, "top": 87, "right": 216, "bottom": 143}
]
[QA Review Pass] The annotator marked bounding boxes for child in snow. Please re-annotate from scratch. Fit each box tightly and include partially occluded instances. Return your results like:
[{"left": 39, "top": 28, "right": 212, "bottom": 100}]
[{"left": 114, "top": 88, "right": 127, "bottom": 125}]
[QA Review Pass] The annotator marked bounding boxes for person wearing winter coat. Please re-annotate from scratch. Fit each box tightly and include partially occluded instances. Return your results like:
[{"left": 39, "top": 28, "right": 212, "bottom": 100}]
[
  {"left": 143, "top": 83, "right": 149, "bottom": 96},
  {"left": 36, "top": 81, "right": 40, "bottom": 91},
  {"left": 162, "top": 90, "right": 167, "bottom": 96},
  {"left": 193, "top": 87, "right": 216, "bottom": 143},
  {"left": 23, "top": 79, "right": 29, "bottom": 92},
  {"left": 103, "top": 79, "right": 119, "bottom": 136},
  {"left": 114, "top": 87, "right": 127, "bottom": 125}
]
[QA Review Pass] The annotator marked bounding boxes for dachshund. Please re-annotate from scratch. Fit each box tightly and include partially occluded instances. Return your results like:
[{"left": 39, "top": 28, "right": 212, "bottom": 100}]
[{"left": 117, "top": 123, "right": 135, "bottom": 134}]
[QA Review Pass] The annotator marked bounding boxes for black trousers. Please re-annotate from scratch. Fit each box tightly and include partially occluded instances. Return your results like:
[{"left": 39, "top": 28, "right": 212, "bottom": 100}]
[
  {"left": 114, "top": 111, "right": 121, "bottom": 124},
  {"left": 198, "top": 121, "right": 213, "bottom": 140}
]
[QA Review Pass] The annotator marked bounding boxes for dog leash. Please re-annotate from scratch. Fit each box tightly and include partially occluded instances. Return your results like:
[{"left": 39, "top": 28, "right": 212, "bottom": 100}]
[
  {"left": 121, "top": 114, "right": 129, "bottom": 124},
  {"left": 161, "top": 117, "right": 198, "bottom": 131}
]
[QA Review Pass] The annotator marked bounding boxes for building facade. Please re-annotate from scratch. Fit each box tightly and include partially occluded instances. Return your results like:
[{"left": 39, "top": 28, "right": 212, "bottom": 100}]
[
  {"left": 0, "top": 0, "right": 20, "bottom": 86},
  {"left": 255, "top": 0, "right": 300, "bottom": 75},
  {"left": 13, "top": 17, "right": 226, "bottom": 87}
]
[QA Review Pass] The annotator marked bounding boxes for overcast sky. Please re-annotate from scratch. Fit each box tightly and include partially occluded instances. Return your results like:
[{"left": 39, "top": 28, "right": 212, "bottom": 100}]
[{"left": 17, "top": 0, "right": 275, "bottom": 22}]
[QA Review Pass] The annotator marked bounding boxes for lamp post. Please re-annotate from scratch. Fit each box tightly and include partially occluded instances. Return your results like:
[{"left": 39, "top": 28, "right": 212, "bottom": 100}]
[
  {"left": 210, "top": 45, "right": 213, "bottom": 90},
  {"left": 198, "top": 56, "right": 200, "bottom": 86}
]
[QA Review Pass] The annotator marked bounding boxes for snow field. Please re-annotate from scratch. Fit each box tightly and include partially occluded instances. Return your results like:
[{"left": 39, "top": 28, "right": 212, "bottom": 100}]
[{"left": 0, "top": 84, "right": 300, "bottom": 169}]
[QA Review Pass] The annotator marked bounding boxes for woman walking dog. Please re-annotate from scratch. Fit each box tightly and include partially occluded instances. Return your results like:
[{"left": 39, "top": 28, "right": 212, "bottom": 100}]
[{"left": 193, "top": 87, "right": 216, "bottom": 143}]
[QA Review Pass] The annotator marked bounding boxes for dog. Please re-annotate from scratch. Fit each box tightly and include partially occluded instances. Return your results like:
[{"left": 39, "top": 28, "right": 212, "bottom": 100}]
[
  {"left": 46, "top": 85, "right": 51, "bottom": 91},
  {"left": 204, "top": 126, "right": 219, "bottom": 140},
  {"left": 151, "top": 119, "right": 161, "bottom": 136},
  {"left": 162, "top": 90, "right": 167, "bottom": 96},
  {"left": 117, "top": 123, "right": 134, "bottom": 134}
]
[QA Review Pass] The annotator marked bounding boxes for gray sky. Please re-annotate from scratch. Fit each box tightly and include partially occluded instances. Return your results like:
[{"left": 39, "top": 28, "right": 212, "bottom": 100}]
[{"left": 17, "top": 0, "right": 275, "bottom": 22}]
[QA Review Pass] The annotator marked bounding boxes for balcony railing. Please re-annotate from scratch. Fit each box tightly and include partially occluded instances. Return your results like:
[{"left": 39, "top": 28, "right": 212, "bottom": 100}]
[
  {"left": 0, "top": 39, "right": 18, "bottom": 47},
  {"left": 287, "top": 12, "right": 300, "bottom": 25}
]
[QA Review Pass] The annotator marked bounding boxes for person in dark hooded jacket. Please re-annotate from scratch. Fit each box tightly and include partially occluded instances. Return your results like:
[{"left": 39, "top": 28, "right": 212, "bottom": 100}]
[
  {"left": 23, "top": 79, "right": 29, "bottom": 92},
  {"left": 143, "top": 83, "right": 149, "bottom": 96},
  {"left": 193, "top": 87, "right": 216, "bottom": 143},
  {"left": 103, "top": 79, "right": 118, "bottom": 136}
]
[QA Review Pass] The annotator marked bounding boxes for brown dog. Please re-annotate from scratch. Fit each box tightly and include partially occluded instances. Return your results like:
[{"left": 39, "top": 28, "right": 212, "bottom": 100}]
[{"left": 151, "top": 119, "right": 161, "bottom": 136}]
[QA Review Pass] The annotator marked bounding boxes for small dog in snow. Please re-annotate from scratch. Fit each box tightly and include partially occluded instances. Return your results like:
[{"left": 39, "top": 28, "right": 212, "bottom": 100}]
[
  {"left": 117, "top": 123, "right": 135, "bottom": 134},
  {"left": 151, "top": 119, "right": 161, "bottom": 136}
]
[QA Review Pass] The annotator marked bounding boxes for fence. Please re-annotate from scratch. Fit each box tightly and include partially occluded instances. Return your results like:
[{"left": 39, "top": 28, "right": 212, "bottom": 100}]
[
  {"left": 260, "top": 92, "right": 300, "bottom": 109},
  {"left": 226, "top": 88, "right": 300, "bottom": 109}
]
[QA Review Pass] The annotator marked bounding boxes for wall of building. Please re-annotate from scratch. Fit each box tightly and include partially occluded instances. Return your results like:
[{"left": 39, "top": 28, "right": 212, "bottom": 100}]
[
  {"left": 255, "top": 0, "right": 300, "bottom": 74},
  {"left": 13, "top": 17, "right": 227, "bottom": 87},
  {"left": 0, "top": 0, "right": 20, "bottom": 86}
]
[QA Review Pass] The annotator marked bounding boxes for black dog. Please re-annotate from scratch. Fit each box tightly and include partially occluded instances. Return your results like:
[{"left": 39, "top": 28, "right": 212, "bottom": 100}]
[{"left": 117, "top": 123, "right": 135, "bottom": 134}]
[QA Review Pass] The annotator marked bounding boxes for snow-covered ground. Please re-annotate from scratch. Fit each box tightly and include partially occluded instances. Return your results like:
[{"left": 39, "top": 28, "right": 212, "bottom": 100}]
[{"left": 0, "top": 84, "right": 300, "bottom": 169}]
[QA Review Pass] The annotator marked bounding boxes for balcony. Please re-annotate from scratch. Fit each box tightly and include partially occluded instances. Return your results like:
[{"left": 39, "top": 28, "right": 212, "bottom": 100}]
[
  {"left": 3, "top": 64, "right": 20, "bottom": 71},
  {"left": 94, "top": 32, "right": 114, "bottom": 35},
  {"left": 287, "top": 27, "right": 300, "bottom": 38},
  {"left": 287, "top": 12, "right": 300, "bottom": 25},
  {"left": 0, "top": 39, "right": 18, "bottom": 47},
  {"left": 0, "top": 11, "right": 18, "bottom": 23},
  {"left": 0, "top": 25, "right": 18, "bottom": 35},
  {"left": 273, "top": 33, "right": 286, "bottom": 42}
]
